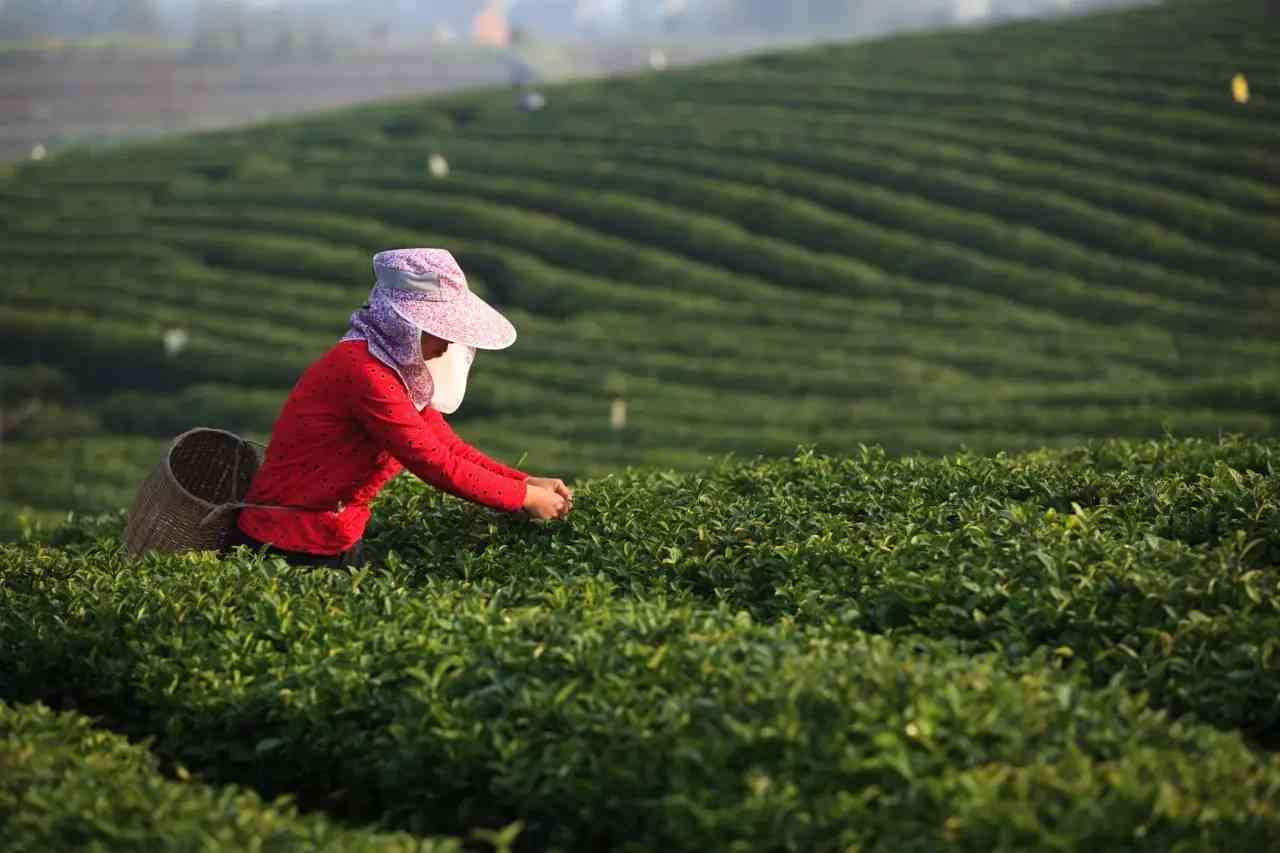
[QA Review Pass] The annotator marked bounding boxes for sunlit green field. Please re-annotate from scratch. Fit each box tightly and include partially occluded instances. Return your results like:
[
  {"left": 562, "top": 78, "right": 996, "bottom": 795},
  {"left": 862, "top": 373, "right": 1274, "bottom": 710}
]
[
  {"left": 2, "top": 4, "right": 1280, "bottom": 847},
  {"left": 4, "top": 435, "right": 1280, "bottom": 850},
  {"left": 2, "top": 0, "right": 1276, "bottom": 525}
]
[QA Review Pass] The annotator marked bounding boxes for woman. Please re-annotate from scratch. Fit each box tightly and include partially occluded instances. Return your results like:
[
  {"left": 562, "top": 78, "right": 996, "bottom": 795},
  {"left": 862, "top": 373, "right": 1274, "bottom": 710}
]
[{"left": 223, "top": 247, "right": 572, "bottom": 569}]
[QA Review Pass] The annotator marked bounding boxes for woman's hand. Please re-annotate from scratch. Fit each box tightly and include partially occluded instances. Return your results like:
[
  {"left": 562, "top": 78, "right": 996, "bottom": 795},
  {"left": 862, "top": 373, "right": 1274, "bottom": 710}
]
[
  {"left": 522, "top": 483, "right": 568, "bottom": 520},
  {"left": 528, "top": 476, "right": 573, "bottom": 508}
]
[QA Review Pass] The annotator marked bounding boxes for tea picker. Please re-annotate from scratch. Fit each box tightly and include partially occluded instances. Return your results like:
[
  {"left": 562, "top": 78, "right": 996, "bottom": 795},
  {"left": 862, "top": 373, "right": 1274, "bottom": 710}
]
[{"left": 124, "top": 248, "right": 572, "bottom": 568}]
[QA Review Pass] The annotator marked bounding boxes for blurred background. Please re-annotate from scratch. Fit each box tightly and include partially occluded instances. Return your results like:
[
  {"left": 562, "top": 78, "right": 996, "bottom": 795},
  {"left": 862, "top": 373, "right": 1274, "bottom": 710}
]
[{"left": 3, "top": 0, "right": 1143, "bottom": 162}]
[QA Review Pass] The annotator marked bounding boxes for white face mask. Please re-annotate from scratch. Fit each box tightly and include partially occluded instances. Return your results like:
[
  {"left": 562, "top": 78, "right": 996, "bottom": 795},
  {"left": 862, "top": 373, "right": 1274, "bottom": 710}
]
[{"left": 425, "top": 343, "right": 475, "bottom": 414}]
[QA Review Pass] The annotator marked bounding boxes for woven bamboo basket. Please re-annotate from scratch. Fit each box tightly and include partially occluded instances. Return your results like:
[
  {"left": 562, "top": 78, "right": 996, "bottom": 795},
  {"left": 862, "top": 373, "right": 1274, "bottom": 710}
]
[{"left": 122, "top": 427, "right": 261, "bottom": 556}]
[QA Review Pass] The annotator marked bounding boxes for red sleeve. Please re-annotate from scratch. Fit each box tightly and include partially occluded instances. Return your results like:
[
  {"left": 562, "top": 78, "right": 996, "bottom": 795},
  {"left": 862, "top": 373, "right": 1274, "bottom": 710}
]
[
  {"left": 344, "top": 351, "right": 526, "bottom": 513},
  {"left": 420, "top": 408, "right": 529, "bottom": 481}
]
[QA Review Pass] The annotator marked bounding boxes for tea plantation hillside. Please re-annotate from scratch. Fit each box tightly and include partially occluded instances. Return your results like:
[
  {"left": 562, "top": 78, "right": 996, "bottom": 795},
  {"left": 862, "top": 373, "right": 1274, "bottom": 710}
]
[
  {"left": 2, "top": 0, "right": 1278, "bottom": 527},
  {"left": 3, "top": 436, "right": 1280, "bottom": 850}
]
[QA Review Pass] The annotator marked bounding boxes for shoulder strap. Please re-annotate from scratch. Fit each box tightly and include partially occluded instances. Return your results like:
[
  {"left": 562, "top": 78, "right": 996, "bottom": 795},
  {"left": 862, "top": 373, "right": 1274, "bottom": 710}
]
[
  {"left": 204, "top": 439, "right": 344, "bottom": 529},
  {"left": 200, "top": 499, "right": 347, "bottom": 530}
]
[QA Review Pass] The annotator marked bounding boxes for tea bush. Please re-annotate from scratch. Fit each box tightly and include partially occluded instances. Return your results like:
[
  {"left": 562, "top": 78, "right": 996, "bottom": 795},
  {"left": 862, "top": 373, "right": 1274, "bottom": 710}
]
[
  {"left": 401, "top": 137, "right": 1233, "bottom": 303},
  {"left": 2, "top": 3, "right": 1280, "bottom": 841},
  {"left": 3, "top": 552, "right": 1280, "bottom": 850},
  {"left": 365, "top": 435, "right": 1280, "bottom": 735},
  {"left": 2, "top": 437, "right": 1279, "bottom": 851},
  {"left": 0, "top": 700, "right": 463, "bottom": 853}
]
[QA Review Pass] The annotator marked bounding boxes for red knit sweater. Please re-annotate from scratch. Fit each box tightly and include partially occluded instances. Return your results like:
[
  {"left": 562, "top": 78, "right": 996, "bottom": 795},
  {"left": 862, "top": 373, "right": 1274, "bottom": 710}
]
[{"left": 236, "top": 340, "right": 527, "bottom": 555}]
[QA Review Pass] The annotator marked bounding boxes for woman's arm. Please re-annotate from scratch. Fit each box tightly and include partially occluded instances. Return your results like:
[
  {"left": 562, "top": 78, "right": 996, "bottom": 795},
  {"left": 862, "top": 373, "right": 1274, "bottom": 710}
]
[
  {"left": 424, "top": 409, "right": 572, "bottom": 514},
  {"left": 420, "top": 407, "right": 528, "bottom": 481},
  {"left": 347, "top": 357, "right": 526, "bottom": 512}
]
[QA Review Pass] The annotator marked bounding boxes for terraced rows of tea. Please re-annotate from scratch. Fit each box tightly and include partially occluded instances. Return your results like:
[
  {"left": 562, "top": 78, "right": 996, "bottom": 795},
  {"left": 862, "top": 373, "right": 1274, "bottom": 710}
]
[
  {"left": 2, "top": 0, "right": 1278, "bottom": 526},
  {"left": 4, "top": 436, "right": 1280, "bottom": 849},
  {"left": 3, "top": 3, "right": 1280, "bottom": 847}
]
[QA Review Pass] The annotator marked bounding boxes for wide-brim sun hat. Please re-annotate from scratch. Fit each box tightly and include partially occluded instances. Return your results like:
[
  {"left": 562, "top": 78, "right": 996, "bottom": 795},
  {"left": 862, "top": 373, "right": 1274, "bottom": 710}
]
[{"left": 373, "top": 248, "right": 516, "bottom": 350}]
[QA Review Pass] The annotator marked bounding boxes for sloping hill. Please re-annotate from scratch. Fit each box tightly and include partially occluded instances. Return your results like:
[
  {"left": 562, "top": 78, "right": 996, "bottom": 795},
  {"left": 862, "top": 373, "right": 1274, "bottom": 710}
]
[{"left": 1, "top": 0, "right": 1277, "bottom": 522}]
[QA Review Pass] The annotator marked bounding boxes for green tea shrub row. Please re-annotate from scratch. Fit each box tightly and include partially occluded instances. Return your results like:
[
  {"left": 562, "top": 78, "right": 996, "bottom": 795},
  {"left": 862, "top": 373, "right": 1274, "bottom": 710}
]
[
  {"left": 957, "top": 103, "right": 1280, "bottom": 186},
  {"left": 154, "top": 184, "right": 1274, "bottom": 384},
  {"left": 665, "top": 64, "right": 1278, "bottom": 162},
  {"left": 0, "top": 700, "right": 461, "bottom": 853},
  {"left": 816, "top": 98, "right": 1280, "bottom": 260},
  {"left": 37, "top": 188, "right": 1266, "bottom": 401},
  {"left": 427, "top": 135, "right": 1232, "bottom": 306},
  {"left": 0, "top": 305, "right": 306, "bottom": 392},
  {"left": 409, "top": 156, "right": 1221, "bottom": 327},
  {"left": 425, "top": 171, "right": 1211, "bottom": 329},
  {"left": 128, "top": 203, "right": 1150, "bottom": 396},
  {"left": 487, "top": 62, "right": 1280, "bottom": 185},
  {"left": 97, "top": 384, "right": 285, "bottom": 437},
  {"left": 486, "top": 102, "right": 1276, "bottom": 288},
  {"left": 895, "top": 67, "right": 1279, "bottom": 124},
  {"left": 686, "top": 69, "right": 1277, "bottom": 154},
  {"left": 160, "top": 204, "right": 749, "bottom": 325},
  {"left": 7, "top": 257, "right": 334, "bottom": 358},
  {"left": 832, "top": 111, "right": 1280, "bottom": 214},
  {"left": 161, "top": 227, "right": 372, "bottom": 291},
  {"left": 0, "top": 436, "right": 163, "bottom": 518},
  {"left": 355, "top": 171, "right": 1146, "bottom": 328},
  {"left": 0, "top": 363, "right": 77, "bottom": 405},
  {"left": 4, "top": 546, "right": 1280, "bottom": 851},
  {"left": 483, "top": 89, "right": 1278, "bottom": 211},
  {"left": 7, "top": 215, "right": 383, "bottom": 336},
  {"left": 153, "top": 192, "right": 755, "bottom": 318},
  {"left": 167, "top": 182, "right": 919, "bottom": 313},
  {"left": 765, "top": 128, "right": 1278, "bottom": 287},
  {"left": 163, "top": 184, "right": 1079, "bottom": 342},
  {"left": 363, "top": 436, "right": 1280, "bottom": 735}
]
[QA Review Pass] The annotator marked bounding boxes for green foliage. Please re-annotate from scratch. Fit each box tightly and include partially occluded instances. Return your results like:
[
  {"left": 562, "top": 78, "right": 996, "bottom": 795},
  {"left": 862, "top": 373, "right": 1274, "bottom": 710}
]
[
  {"left": 367, "top": 435, "right": 1280, "bottom": 735},
  {"left": 1, "top": 0, "right": 1276, "bottom": 491},
  {"left": 0, "top": 436, "right": 163, "bottom": 515},
  {"left": 0, "top": 700, "right": 462, "bottom": 852},
  {"left": 1, "top": 2, "right": 1279, "bottom": 841},
  {"left": 97, "top": 384, "right": 284, "bottom": 436},
  {"left": 2, "top": 438, "right": 1280, "bottom": 850},
  {"left": 0, "top": 363, "right": 77, "bottom": 405}
]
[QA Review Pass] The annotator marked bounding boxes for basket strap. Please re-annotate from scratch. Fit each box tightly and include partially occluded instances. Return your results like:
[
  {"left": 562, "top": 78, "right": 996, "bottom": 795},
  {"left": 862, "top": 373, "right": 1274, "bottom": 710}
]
[
  {"left": 199, "top": 499, "right": 347, "bottom": 529},
  {"left": 204, "top": 438, "right": 348, "bottom": 527}
]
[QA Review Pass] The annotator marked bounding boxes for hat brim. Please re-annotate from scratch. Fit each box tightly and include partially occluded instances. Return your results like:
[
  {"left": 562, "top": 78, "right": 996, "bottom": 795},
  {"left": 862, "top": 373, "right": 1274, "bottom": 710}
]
[{"left": 386, "top": 288, "right": 516, "bottom": 350}]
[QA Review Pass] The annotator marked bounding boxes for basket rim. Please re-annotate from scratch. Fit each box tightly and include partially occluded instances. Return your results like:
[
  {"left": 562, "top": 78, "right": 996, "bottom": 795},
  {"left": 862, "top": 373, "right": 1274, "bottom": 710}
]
[{"left": 162, "top": 427, "right": 253, "bottom": 512}]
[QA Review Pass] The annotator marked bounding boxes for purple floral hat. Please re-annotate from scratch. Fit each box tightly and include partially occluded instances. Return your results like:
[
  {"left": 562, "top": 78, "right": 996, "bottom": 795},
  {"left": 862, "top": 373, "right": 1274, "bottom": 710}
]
[
  {"left": 341, "top": 249, "right": 516, "bottom": 412},
  {"left": 370, "top": 248, "right": 516, "bottom": 350}
]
